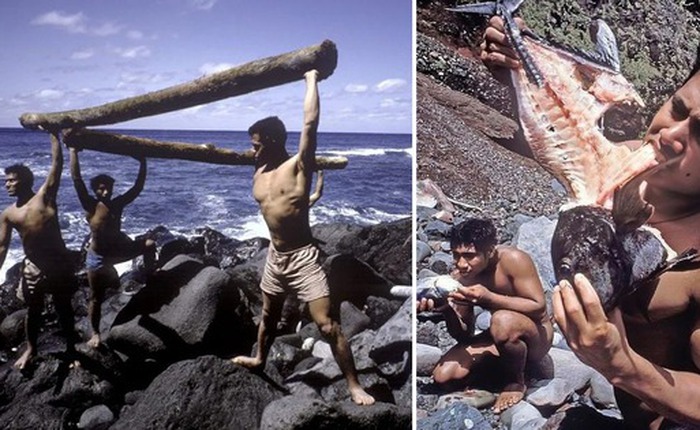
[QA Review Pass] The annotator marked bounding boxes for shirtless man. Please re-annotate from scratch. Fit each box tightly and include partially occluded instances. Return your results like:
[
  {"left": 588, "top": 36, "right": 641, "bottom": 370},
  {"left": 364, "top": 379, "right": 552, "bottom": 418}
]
[
  {"left": 230, "top": 70, "right": 375, "bottom": 406},
  {"left": 0, "top": 132, "right": 79, "bottom": 370},
  {"left": 483, "top": 17, "right": 700, "bottom": 429},
  {"left": 69, "top": 147, "right": 155, "bottom": 348},
  {"left": 418, "top": 218, "right": 552, "bottom": 412}
]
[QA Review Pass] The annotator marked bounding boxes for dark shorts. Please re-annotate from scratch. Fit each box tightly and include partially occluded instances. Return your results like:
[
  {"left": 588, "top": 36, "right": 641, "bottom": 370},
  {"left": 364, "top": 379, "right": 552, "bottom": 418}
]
[{"left": 20, "top": 257, "right": 77, "bottom": 301}]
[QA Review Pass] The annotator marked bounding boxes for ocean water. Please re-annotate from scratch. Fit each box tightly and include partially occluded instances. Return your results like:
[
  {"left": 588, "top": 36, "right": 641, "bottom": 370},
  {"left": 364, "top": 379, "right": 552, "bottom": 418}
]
[{"left": 0, "top": 127, "right": 412, "bottom": 282}]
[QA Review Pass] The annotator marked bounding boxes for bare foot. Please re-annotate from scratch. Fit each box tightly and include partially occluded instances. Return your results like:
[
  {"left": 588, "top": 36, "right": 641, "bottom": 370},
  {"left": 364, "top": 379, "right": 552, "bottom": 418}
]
[
  {"left": 231, "top": 355, "right": 264, "bottom": 370},
  {"left": 492, "top": 382, "right": 525, "bottom": 413},
  {"left": 87, "top": 333, "right": 101, "bottom": 349},
  {"left": 14, "top": 347, "right": 35, "bottom": 371},
  {"left": 350, "top": 385, "right": 376, "bottom": 406}
]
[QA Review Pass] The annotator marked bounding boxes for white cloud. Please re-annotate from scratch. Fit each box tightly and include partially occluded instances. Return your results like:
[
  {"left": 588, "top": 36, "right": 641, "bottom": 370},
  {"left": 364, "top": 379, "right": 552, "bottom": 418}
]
[
  {"left": 380, "top": 98, "right": 399, "bottom": 108},
  {"left": 374, "top": 78, "right": 406, "bottom": 93},
  {"left": 119, "top": 71, "right": 168, "bottom": 85},
  {"left": 116, "top": 46, "right": 151, "bottom": 58},
  {"left": 199, "top": 62, "right": 236, "bottom": 76},
  {"left": 345, "top": 84, "right": 368, "bottom": 93},
  {"left": 31, "top": 11, "right": 86, "bottom": 33},
  {"left": 92, "top": 22, "right": 121, "bottom": 37},
  {"left": 37, "top": 89, "right": 64, "bottom": 100},
  {"left": 71, "top": 49, "right": 94, "bottom": 60},
  {"left": 190, "top": 0, "right": 217, "bottom": 10}
]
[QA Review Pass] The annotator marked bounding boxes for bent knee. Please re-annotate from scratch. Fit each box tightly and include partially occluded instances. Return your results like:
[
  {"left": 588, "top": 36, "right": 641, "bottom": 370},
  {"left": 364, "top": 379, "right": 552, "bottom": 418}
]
[
  {"left": 433, "top": 361, "right": 469, "bottom": 385},
  {"left": 316, "top": 319, "right": 339, "bottom": 339},
  {"left": 489, "top": 310, "right": 527, "bottom": 343}
]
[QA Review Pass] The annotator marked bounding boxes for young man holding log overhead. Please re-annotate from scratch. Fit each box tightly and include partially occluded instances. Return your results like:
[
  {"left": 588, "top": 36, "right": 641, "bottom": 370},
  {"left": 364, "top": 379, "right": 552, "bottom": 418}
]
[
  {"left": 69, "top": 147, "right": 156, "bottom": 349},
  {"left": 0, "top": 132, "right": 80, "bottom": 370},
  {"left": 483, "top": 17, "right": 700, "bottom": 429},
  {"left": 231, "top": 69, "right": 375, "bottom": 406}
]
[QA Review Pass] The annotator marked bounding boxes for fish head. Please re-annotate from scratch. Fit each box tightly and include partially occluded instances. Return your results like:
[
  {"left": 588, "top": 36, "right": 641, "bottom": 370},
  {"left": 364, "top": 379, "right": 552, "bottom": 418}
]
[
  {"left": 583, "top": 69, "right": 645, "bottom": 110},
  {"left": 551, "top": 204, "right": 629, "bottom": 311}
]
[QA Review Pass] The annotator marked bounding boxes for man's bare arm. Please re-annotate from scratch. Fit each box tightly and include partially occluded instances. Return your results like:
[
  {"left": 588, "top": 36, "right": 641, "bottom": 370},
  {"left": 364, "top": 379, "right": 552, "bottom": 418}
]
[
  {"left": 69, "top": 148, "right": 95, "bottom": 211},
  {"left": 39, "top": 132, "right": 63, "bottom": 205},
  {"left": 483, "top": 249, "right": 547, "bottom": 320},
  {"left": 0, "top": 211, "right": 11, "bottom": 271},
  {"left": 553, "top": 275, "right": 700, "bottom": 427},
  {"left": 118, "top": 156, "right": 147, "bottom": 205},
  {"left": 443, "top": 302, "right": 476, "bottom": 343},
  {"left": 297, "top": 70, "right": 320, "bottom": 172},
  {"left": 309, "top": 170, "right": 324, "bottom": 207}
]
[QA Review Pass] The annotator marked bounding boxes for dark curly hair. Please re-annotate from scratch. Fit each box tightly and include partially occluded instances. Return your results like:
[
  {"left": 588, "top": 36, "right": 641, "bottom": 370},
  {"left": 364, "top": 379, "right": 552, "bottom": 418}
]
[
  {"left": 4, "top": 164, "right": 34, "bottom": 188},
  {"left": 248, "top": 116, "right": 287, "bottom": 148},
  {"left": 450, "top": 218, "right": 498, "bottom": 252},
  {"left": 90, "top": 174, "right": 115, "bottom": 192}
]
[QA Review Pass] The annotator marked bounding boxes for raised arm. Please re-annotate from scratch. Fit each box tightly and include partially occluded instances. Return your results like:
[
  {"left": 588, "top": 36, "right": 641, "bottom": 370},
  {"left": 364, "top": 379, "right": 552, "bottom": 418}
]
[
  {"left": 297, "top": 69, "right": 320, "bottom": 172},
  {"left": 39, "top": 132, "right": 63, "bottom": 205},
  {"left": 118, "top": 156, "right": 147, "bottom": 205},
  {"left": 69, "top": 147, "right": 95, "bottom": 211}
]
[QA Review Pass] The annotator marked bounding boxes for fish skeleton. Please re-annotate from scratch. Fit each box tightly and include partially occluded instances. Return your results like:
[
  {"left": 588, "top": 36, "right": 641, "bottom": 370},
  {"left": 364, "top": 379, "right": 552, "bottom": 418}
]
[
  {"left": 449, "top": 1, "right": 698, "bottom": 310},
  {"left": 449, "top": 0, "right": 658, "bottom": 207}
]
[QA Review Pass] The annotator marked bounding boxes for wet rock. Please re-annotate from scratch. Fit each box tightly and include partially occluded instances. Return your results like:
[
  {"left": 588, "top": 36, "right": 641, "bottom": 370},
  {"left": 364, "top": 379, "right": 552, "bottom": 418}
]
[
  {"left": 549, "top": 347, "right": 597, "bottom": 392},
  {"left": 78, "top": 404, "right": 114, "bottom": 430},
  {"left": 500, "top": 401, "right": 545, "bottom": 430},
  {"left": 340, "top": 301, "right": 371, "bottom": 339},
  {"left": 365, "top": 296, "right": 403, "bottom": 330},
  {"left": 369, "top": 299, "right": 412, "bottom": 378},
  {"left": 417, "top": 403, "right": 491, "bottom": 430},
  {"left": 107, "top": 255, "right": 256, "bottom": 363},
  {"left": 111, "top": 355, "right": 283, "bottom": 430},
  {"left": 526, "top": 378, "right": 575, "bottom": 409},
  {"left": 435, "top": 390, "right": 497, "bottom": 410},
  {"left": 260, "top": 396, "right": 411, "bottom": 430},
  {"left": 416, "top": 343, "right": 442, "bottom": 377},
  {"left": 334, "top": 218, "right": 412, "bottom": 285},
  {"left": 0, "top": 309, "right": 26, "bottom": 346},
  {"left": 590, "top": 372, "right": 617, "bottom": 409}
]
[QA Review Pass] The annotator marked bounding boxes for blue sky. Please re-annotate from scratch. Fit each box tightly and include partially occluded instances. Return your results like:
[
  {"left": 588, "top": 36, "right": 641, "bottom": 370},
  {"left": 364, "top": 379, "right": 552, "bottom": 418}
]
[{"left": 0, "top": 1, "right": 413, "bottom": 133}]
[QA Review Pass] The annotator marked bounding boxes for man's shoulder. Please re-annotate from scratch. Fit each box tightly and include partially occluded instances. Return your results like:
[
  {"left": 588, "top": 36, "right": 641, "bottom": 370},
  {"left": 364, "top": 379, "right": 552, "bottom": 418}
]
[{"left": 496, "top": 246, "right": 535, "bottom": 272}]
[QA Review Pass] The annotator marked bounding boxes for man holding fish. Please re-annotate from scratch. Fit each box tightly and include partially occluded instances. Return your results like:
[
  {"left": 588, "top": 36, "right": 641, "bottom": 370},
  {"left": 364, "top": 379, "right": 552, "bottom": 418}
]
[
  {"left": 417, "top": 218, "right": 552, "bottom": 413},
  {"left": 483, "top": 14, "right": 700, "bottom": 430}
]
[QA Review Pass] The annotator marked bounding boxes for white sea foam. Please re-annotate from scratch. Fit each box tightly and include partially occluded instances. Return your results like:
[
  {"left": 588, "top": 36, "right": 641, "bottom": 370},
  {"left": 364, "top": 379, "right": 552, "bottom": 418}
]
[
  {"left": 226, "top": 213, "right": 270, "bottom": 241},
  {"left": 320, "top": 147, "right": 411, "bottom": 157},
  {"left": 0, "top": 248, "right": 23, "bottom": 285},
  {"left": 310, "top": 203, "right": 408, "bottom": 225}
]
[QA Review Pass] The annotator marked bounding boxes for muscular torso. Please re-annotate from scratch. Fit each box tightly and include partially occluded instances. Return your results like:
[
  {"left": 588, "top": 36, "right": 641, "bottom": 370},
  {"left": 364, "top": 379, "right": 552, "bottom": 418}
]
[
  {"left": 5, "top": 194, "right": 67, "bottom": 269},
  {"left": 253, "top": 155, "right": 313, "bottom": 251},
  {"left": 86, "top": 200, "right": 125, "bottom": 255}
]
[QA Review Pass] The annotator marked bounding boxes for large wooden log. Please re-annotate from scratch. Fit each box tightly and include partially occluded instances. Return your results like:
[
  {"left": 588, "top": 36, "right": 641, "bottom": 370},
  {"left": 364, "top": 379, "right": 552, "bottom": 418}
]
[
  {"left": 62, "top": 128, "right": 348, "bottom": 170},
  {"left": 20, "top": 40, "right": 337, "bottom": 130}
]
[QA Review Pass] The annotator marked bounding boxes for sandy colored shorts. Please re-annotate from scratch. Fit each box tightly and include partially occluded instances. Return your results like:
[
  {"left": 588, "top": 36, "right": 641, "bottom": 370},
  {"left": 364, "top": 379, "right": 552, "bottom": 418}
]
[{"left": 260, "top": 243, "right": 329, "bottom": 303}]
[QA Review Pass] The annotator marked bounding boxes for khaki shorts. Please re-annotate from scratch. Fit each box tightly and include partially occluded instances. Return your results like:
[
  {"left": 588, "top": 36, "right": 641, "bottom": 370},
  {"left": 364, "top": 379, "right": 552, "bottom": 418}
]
[{"left": 260, "top": 243, "right": 329, "bottom": 303}]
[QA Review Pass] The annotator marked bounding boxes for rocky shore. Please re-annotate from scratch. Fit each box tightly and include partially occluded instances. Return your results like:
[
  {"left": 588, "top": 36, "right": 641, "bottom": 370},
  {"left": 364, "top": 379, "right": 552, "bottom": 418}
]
[
  {"left": 416, "top": 0, "right": 699, "bottom": 429},
  {"left": 0, "top": 219, "right": 412, "bottom": 430}
]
